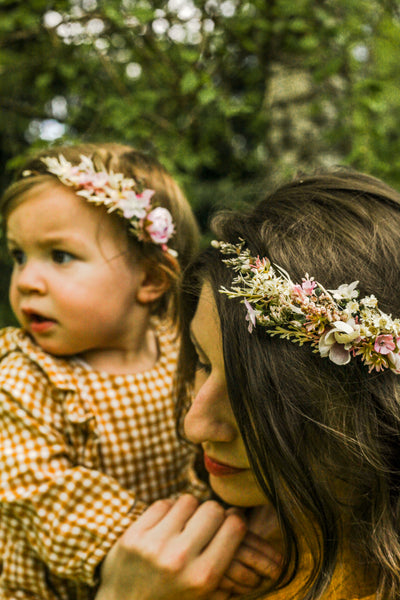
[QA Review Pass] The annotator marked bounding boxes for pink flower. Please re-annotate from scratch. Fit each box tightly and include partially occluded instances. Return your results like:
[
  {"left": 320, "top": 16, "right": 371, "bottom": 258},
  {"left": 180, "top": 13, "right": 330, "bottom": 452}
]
[
  {"left": 73, "top": 168, "right": 109, "bottom": 190},
  {"left": 374, "top": 334, "right": 395, "bottom": 355},
  {"left": 244, "top": 299, "right": 257, "bottom": 333},
  {"left": 293, "top": 284, "right": 307, "bottom": 301},
  {"left": 253, "top": 256, "right": 268, "bottom": 270},
  {"left": 301, "top": 279, "right": 317, "bottom": 295},
  {"left": 145, "top": 207, "right": 175, "bottom": 244}
]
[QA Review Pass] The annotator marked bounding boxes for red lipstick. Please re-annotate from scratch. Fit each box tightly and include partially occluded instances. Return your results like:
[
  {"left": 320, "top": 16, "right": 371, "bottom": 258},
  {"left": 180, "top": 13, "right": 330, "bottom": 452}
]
[{"left": 203, "top": 453, "right": 247, "bottom": 477}]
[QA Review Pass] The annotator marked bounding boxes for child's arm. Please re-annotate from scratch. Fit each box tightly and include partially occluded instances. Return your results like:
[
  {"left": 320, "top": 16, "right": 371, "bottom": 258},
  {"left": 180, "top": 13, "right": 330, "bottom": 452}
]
[{"left": 0, "top": 386, "right": 145, "bottom": 592}]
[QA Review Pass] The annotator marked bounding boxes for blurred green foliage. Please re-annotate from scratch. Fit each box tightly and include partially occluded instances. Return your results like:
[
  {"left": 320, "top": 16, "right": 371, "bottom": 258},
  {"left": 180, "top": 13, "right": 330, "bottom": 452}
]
[{"left": 1, "top": 0, "right": 400, "bottom": 324}]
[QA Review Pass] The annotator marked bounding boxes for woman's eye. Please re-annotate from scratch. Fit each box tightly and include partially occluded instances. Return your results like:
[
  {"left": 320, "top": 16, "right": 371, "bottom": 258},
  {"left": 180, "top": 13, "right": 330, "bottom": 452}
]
[
  {"left": 195, "top": 356, "right": 211, "bottom": 375},
  {"left": 9, "top": 249, "right": 26, "bottom": 265},
  {"left": 52, "top": 250, "right": 74, "bottom": 264}
]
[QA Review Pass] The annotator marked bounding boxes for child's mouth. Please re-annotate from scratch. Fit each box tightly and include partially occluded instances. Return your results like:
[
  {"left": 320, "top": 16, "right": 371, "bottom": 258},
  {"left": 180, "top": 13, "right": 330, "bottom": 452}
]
[
  {"left": 30, "top": 313, "right": 48, "bottom": 322},
  {"left": 24, "top": 311, "right": 56, "bottom": 332}
]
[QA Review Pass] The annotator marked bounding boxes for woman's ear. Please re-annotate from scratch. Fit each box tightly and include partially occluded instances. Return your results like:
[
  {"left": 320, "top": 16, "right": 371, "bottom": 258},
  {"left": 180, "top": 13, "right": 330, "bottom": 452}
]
[{"left": 136, "top": 265, "right": 171, "bottom": 305}]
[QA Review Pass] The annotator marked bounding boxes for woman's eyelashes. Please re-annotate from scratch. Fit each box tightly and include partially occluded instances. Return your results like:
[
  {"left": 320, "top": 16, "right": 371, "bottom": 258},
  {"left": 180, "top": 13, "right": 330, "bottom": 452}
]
[
  {"left": 195, "top": 354, "right": 211, "bottom": 374},
  {"left": 190, "top": 332, "right": 212, "bottom": 374}
]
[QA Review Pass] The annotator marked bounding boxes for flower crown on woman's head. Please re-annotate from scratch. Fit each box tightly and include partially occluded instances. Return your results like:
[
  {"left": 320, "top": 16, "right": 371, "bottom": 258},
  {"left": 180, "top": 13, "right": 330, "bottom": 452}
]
[
  {"left": 212, "top": 239, "right": 400, "bottom": 375},
  {"left": 23, "top": 154, "right": 177, "bottom": 256}
]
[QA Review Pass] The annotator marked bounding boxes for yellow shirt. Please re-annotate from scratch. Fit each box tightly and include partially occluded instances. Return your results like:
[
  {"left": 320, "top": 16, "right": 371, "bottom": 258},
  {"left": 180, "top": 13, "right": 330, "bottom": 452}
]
[{"left": 257, "top": 536, "right": 377, "bottom": 600}]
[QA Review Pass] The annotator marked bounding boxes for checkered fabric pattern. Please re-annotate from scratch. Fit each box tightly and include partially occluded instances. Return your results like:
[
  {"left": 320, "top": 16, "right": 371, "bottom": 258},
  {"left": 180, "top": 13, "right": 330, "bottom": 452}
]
[{"left": 0, "top": 325, "right": 208, "bottom": 600}]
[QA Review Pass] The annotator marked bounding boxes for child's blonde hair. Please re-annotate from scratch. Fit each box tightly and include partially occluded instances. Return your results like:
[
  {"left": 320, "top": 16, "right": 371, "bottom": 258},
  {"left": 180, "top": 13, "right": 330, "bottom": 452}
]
[{"left": 1, "top": 143, "right": 200, "bottom": 321}]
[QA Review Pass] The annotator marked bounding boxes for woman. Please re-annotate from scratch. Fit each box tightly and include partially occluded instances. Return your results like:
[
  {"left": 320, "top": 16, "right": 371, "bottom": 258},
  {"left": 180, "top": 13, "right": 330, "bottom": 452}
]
[{"left": 96, "top": 169, "right": 400, "bottom": 599}]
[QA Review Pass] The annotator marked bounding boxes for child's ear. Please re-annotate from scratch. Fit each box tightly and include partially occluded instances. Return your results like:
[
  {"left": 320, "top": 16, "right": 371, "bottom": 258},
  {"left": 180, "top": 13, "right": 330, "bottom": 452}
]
[{"left": 136, "top": 266, "right": 171, "bottom": 305}]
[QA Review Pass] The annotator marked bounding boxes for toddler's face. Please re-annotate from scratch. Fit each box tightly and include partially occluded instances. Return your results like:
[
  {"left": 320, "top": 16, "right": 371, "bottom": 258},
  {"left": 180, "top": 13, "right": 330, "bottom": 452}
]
[{"left": 7, "top": 182, "right": 145, "bottom": 356}]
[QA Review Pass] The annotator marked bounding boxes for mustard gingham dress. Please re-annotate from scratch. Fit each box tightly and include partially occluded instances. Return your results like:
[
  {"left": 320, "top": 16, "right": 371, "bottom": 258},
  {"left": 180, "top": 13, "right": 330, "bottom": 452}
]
[{"left": 0, "top": 325, "right": 207, "bottom": 600}]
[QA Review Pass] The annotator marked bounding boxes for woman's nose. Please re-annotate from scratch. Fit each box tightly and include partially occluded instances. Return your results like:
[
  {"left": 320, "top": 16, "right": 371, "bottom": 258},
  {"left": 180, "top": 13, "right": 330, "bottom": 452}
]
[
  {"left": 184, "top": 376, "right": 237, "bottom": 445},
  {"left": 15, "top": 261, "right": 47, "bottom": 295}
]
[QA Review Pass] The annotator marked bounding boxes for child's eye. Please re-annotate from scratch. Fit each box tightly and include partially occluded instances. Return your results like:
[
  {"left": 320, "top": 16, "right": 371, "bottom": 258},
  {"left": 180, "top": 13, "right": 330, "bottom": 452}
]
[
  {"left": 9, "top": 248, "right": 26, "bottom": 265},
  {"left": 52, "top": 250, "right": 75, "bottom": 264}
]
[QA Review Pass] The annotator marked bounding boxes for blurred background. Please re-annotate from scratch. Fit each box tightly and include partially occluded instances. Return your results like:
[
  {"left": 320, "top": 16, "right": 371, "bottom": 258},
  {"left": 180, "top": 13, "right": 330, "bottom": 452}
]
[{"left": 1, "top": 0, "right": 400, "bottom": 324}]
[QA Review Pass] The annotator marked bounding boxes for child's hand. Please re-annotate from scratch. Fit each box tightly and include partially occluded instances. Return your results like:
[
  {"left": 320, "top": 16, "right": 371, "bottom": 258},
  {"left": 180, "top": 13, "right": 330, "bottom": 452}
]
[{"left": 217, "top": 504, "right": 283, "bottom": 596}]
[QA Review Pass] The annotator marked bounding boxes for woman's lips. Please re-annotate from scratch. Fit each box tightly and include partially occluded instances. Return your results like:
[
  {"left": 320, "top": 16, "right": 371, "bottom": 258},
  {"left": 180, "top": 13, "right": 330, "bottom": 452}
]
[{"left": 203, "top": 453, "right": 247, "bottom": 477}]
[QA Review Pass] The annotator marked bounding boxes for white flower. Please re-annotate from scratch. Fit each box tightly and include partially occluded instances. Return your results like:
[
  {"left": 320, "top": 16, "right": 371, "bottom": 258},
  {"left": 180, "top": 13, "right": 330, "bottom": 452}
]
[
  {"left": 369, "top": 313, "right": 393, "bottom": 330},
  {"left": 329, "top": 281, "right": 359, "bottom": 301},
  {"left": 343, "top": 300, "right": 360, "bottom": 317},
  {"left": 118, "top": 190, "right": 151, "bottom": 220},
  {"left": 319, "top": 319, "right": 361, "bottom": 365},
  {"left": 361, "top": 295, "right": 378, "bottom": 308}
]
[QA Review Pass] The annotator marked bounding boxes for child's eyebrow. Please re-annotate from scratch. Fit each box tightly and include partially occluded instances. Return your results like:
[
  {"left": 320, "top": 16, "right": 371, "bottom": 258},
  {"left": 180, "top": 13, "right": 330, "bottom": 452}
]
[{"left": 37, "top": 234, "right": 74, "bottom": 246}]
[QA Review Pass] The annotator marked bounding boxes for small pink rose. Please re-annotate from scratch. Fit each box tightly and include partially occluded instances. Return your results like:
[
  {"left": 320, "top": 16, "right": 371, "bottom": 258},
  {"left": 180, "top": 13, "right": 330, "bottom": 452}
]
[{"left": 145, "top": 207, "right": 175, "bottom": 244}]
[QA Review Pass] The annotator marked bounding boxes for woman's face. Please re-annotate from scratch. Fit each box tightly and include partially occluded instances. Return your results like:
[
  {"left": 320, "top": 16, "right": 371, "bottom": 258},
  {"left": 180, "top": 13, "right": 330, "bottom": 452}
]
[{"left": 184, "top": 281, "right": 267, "bottom": 507}]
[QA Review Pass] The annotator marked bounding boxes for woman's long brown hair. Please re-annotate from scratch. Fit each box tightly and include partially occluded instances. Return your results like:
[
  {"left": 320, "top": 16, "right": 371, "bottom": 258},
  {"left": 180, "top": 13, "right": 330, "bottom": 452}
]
[{"left": 177, "top": 169, "right": 400, "bottom": 599}]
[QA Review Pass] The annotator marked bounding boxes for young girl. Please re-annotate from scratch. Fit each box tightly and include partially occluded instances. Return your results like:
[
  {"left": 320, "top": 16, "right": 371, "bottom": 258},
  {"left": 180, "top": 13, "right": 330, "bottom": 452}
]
[
  {"left": 0, "top": 143, "right": 209, "bottom": 600},
  {"left": 94, "top": 168, "right": 400, "bottom": 600}
]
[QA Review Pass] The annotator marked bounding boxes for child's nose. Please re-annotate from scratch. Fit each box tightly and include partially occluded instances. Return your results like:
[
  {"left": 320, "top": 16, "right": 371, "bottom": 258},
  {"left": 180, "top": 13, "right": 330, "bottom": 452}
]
[
  {"left": 184, "top": 377, "right": 237, "bottom": 445},
  {"left": 16, "top": 261, "right": 47, "bottom": 295}
]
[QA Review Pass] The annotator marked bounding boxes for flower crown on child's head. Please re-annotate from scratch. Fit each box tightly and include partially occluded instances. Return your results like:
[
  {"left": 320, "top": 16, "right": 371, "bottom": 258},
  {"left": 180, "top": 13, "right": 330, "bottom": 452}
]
[
  {"left": 23, "top": 154, "right": 177, "bottom": 256},
  {"left": 212, "top": 239, "right": 400, "bottom": 375}
]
